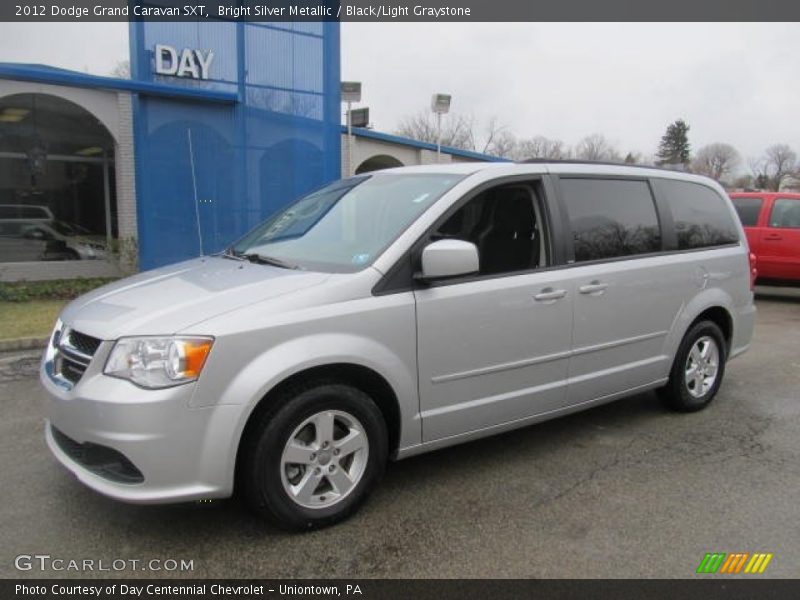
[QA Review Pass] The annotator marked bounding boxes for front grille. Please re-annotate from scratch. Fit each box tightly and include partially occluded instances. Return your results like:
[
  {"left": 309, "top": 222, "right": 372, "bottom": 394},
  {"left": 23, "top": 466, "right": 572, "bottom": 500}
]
[
  {"left": 67, "top": 330, "right": 102, "bottom": 356},
  {"left": 54, "top": 327, "right": 102, "bottom": 386},
  {"left": 59, "top": 355, "right": 87, "bottom": 384},
  {"left": 51, "top": 426, "right": 144, "bottom": 484}
]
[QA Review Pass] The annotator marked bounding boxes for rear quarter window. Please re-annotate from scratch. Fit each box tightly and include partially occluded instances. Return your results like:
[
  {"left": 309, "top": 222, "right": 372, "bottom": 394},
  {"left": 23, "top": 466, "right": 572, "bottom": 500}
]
[
  {"left": 657, "top": 179, "right": 739, "bottom": 249},
  {"left": 731, "top": 197, "right": 763, "bottom": 227}
]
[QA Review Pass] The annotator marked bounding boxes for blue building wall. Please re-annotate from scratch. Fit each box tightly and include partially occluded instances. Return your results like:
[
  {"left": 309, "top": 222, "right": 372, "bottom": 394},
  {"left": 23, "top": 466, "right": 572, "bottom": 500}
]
[{"left": 129, "top": 21, "right": 341, "bottom": 269}]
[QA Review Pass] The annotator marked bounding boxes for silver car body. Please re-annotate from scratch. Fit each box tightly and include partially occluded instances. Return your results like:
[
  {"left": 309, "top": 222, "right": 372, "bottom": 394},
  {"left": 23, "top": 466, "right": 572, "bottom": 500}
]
[{"left": 41, "top": 162, "right": 756, "bottom": 503}]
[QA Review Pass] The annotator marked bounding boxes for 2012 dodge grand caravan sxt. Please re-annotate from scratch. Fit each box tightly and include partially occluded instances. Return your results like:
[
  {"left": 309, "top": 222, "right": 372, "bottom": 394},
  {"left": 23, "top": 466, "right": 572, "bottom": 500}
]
[{"left": 41, "top": 162, "right": 756, "bottom": 530}]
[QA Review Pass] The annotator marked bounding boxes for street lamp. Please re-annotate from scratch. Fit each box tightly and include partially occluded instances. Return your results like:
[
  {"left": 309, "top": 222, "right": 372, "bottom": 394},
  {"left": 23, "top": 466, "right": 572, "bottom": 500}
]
[
  {"left": 341, "top": 81, "right": 362, "bottom": 176},
  {"left": 431, "top": 93, "right": 451, "bottom": 162}
]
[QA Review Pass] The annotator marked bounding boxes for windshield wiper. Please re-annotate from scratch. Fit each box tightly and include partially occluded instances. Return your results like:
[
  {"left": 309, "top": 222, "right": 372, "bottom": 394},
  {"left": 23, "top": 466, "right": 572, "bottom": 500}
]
[
  {"left": 220, "top": 247, "right": 246, "bottom": 261},
  {"left": 242, "top": 253, "right": 303, "bottom": 270}
]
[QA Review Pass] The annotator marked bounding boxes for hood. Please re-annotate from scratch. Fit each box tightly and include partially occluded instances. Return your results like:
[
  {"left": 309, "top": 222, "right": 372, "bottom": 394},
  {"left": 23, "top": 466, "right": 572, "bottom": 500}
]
[{"left": 60, "top": 256, "right": 330, "bottom": 339}]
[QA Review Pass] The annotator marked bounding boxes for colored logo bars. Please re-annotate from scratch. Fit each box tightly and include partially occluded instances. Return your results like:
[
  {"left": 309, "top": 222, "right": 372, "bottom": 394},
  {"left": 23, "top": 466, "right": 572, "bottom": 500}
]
[{"left": 696, "top": 552, "right": 773, "bottom": 574}]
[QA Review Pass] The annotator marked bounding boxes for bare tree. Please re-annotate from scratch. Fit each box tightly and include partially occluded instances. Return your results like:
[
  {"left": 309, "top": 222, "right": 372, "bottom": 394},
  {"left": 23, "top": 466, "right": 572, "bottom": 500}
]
[
  {"left": 479, "top": 116, "right": 509, "bottom": 154},
  {"left": 733, "top": 174, "right": 754, "bottom": 190},
  {"left": 515, "top": 135, "right": 569, "bottom": 161},
  {"left": 574, "top": 133, "right": 621, "bottom": 162},
  {"left": 110, "top": 60, "right": 130, "bottom": 79},
  {"left": 396, "top": 110, "right": 477, "bottom": 151},
  {"left": 749, "top": 144, "right": 798, "bottom": 191},
  {"left": 692, "top": 143, "right": 741, "bottom": 182},
  {"left": 396, "top": 110, "right": 519, "bottom": 156},
  {"left": 765, "top": 144, "right": 797, "bottom": 191},
  {"left": 485, "top": 130, "right": 518, "bottom": 158},
  {"left": 748, "top": 156, "right": 769, "bottom": 189}
]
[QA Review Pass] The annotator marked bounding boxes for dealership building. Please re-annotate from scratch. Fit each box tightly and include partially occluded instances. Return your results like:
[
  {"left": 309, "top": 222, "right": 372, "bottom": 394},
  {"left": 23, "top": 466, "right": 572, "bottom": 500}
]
[{"left": 0, "top": 21, "right": 499, "bottom": 281}]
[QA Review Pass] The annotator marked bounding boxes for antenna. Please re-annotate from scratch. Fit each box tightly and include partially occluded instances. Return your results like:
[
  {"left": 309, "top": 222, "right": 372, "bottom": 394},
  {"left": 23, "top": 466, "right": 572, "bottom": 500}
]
[{"left": 187, "top": 128, "right": 204, "bottom": 256}]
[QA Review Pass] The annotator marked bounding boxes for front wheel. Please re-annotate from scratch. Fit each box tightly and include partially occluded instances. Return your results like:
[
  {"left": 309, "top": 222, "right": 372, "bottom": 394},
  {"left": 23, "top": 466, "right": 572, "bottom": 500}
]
[
  {"left": 659, "top": 320, "right": 727, "bottom": 412},
  {"left": 241, "top": 382, "right": 388, "bottom": 531}
]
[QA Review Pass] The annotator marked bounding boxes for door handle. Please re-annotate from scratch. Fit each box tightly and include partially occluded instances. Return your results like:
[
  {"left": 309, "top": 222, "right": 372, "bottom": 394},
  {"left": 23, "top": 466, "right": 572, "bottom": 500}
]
[
  {"left": 579, "top": 281, "right": 609, "bottom": 295},
  {"left": 533, "top": 288, "right": 567, "bottom": 302},
  {"left": 764, "top": 234, "right": 783, "bottom": 241}
]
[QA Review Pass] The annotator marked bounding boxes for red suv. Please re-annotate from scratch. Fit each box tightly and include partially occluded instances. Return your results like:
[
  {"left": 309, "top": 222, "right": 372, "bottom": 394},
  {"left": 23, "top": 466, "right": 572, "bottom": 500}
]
[{"left": 730, "top": 192, "right": 800, "bottom": 285}]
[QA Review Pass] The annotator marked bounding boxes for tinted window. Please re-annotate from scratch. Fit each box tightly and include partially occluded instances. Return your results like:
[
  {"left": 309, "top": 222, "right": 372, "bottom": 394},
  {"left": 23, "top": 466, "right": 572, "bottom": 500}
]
[
  {"left": 731, "top": 197, "right": 763, "bottom": 227},
  {"left": 560, "top": 178, "right": 661, "bottom": 262},
  {"left": 659, "top": 180, "right": 739, "bottom": 249},
  {"left": 769, "top": 198, "right": 800, "bottom": 229}
]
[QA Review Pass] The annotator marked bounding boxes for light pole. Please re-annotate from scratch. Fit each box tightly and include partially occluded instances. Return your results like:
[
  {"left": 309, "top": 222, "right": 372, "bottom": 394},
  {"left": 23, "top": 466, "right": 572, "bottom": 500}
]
[
  {"left": 431, "top": 93, "right": 451, "bottom": 163},
  {"left": 341, "top": 81, "right": 362, "bottom": 176}
]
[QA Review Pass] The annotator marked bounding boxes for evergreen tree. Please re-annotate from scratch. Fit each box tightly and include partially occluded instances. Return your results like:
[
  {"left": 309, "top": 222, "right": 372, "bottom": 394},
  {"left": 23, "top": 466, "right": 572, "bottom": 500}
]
[{"left": 656, "top": 119, "right": 691, "bottom": 167}]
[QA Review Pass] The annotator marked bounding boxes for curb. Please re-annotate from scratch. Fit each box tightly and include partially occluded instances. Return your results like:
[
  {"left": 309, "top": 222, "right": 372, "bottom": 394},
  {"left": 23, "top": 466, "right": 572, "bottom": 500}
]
[{"left": 0, "top": 336, "right": 49, "bottom": 353}]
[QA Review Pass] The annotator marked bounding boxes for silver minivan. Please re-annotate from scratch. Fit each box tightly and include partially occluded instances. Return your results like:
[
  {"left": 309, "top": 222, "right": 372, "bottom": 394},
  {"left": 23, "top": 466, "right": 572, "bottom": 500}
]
[{"left": 41, "top": 162, "right": 756, "bottom": 530}]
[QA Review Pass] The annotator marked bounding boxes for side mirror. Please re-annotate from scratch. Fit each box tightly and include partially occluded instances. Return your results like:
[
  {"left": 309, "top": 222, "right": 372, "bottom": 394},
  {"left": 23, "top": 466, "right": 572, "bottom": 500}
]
[{"left": 420, "top": 239, "right": 479, "bottom": 280}]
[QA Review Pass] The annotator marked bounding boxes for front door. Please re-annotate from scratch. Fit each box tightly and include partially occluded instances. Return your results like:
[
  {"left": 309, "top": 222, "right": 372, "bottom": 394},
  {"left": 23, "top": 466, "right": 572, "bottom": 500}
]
[{"left": 415, "top": 182, "right": 574, "bottom": 442}]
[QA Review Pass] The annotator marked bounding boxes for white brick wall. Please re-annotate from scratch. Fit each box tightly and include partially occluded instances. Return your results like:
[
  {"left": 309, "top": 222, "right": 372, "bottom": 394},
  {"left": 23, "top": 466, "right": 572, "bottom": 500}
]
[
  {"left": 419, "top": 148, "right": 452, "bottom": 165},
  {"left": 115, "top": 93, "right": 137, "bottom": 241},
  {"left": 115, "top": 93, "right": 139, "bottom": 273},
  {"left": 341, "top": 133, "right": 473, "bottom": 178}
]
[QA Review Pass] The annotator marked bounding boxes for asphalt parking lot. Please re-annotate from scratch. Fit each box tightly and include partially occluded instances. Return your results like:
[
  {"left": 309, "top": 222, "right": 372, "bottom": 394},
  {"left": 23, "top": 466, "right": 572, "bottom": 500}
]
[{"left": 2, "top": 289, "right": 799, "bottom": 579}]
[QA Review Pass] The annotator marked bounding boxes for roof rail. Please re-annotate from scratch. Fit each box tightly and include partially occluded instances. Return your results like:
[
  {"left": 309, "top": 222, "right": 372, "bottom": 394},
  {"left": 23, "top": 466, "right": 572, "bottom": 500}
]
[{"left": 518, "top": 158, "right": 687, "bottom": 173}]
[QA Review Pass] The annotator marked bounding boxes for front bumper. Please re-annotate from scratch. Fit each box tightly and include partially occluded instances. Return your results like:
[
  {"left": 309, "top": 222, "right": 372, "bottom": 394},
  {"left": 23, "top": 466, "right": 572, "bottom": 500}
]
[{"left": 40, "top": 341, "right": 245, "bottom": 504}]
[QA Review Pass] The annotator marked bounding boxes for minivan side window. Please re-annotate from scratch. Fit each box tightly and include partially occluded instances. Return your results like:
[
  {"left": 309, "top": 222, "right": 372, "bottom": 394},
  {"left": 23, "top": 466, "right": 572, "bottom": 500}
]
[
  {"left": 560, "top": 178, "right": 661, "bottom": 263},
  {"left": 658, "top": 180, "right": 739, "bottom": 249},
  {"left": 769, "top": 198, "right": 800, "bottom": 229},
  {"left": 432, "top": 183, "right": 547, "bottom": 275},
  {"left": 731, "top": 197, "right": 763, "bottom": 227}
]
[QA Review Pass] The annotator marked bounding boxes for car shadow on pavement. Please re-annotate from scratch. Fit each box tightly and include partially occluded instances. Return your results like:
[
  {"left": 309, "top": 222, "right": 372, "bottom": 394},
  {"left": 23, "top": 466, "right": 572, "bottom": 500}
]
[{"left": 47, "top": 389, "right": 666, "bottom": 537}]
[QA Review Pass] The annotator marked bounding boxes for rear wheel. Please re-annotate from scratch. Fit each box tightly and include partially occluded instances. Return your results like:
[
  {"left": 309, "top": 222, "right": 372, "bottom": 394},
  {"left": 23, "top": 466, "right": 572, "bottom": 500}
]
[
  {"left": 241, "top": 382, "right": 387, "bottom": 531},
  {"left": 659, "top": 320, "right": 727, "bottom": 412}
]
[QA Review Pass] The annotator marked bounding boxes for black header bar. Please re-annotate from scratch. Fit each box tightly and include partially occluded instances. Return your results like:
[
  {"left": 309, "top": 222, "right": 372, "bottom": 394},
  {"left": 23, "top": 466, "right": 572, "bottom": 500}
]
[
  {"left": 0, "top": 0, "right": 797, "bottom": 22},
  {"left": 5, "top": 579, "right": 800, "bottom": 600}
]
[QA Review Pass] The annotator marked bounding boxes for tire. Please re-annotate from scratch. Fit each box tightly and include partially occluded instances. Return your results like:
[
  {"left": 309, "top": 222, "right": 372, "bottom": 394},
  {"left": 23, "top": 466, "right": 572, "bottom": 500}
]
[
  {"left": 659, "top": 320, "right": 727, "bottom": 412},
  {"left": 241, "top": 381, "right": 388, "bottom": 531}
]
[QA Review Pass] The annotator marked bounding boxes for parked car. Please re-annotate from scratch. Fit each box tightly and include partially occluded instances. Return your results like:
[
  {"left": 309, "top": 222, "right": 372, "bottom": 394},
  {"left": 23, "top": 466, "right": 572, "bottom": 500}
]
[
  {"left": 46, "top": 220, "right": 108, "bottom": 259},
  {"left": 0, "top": 204, "right": 54, "bottom": 220},
  {"left": 41, "top": 162, "right": 755, "bottom": 530},
  {"left": 0, "top": 220, "right": 106, "bottom": 262},
  {"left": 730, "top": 192, "right": 800, "bottom": 285}
]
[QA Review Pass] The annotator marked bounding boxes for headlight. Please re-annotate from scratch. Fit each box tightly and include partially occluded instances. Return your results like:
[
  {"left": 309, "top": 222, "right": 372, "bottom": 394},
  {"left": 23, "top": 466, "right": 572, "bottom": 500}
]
[
  {"left": 44, "top": 319, "right": 64, "bottom": 363},
  {"left": 104, "top": 336, "right": 214, "bottom": 389}
]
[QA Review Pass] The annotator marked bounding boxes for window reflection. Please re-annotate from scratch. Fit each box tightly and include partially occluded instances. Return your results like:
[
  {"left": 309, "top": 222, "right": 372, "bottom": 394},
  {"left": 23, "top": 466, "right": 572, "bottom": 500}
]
[
  {"left": 561, "top": 178, "right": 661, "bottom": 262},
  {"left": 0, "top": 93, "right": 116, "bottom": 263}
]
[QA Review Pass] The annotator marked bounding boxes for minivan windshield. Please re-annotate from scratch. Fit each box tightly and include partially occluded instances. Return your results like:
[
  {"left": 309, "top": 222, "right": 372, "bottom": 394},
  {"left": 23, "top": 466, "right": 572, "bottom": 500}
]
[{"left": 229, "top": 173, "right": 464, "bottom": 272}]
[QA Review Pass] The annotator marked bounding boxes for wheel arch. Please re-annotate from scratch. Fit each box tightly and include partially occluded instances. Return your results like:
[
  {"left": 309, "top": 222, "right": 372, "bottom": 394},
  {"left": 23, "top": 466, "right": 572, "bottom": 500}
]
[
  {"left": 668, "top": 286, "right": 737, "bottom": 358},
  {"left": 689, "top": 305, "right": 733, "bottom": 354},
  {"left": 233, "top": 362, "right": 403, "bottom": 492}
]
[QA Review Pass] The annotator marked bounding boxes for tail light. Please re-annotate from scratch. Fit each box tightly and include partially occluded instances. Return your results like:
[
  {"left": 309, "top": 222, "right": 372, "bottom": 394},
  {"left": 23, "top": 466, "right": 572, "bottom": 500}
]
[{"left": 749, "top": 252, "right": 758, "bottom": 290}]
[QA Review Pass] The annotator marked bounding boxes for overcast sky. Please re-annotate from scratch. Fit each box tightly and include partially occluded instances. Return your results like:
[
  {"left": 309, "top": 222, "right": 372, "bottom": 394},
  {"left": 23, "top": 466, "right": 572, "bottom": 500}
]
[
  {"left": 1, "top": 22, "right": 798, "bottom": 165},
  {"left": 342, "top": 23, "right": 800, "bottom": 165}
]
